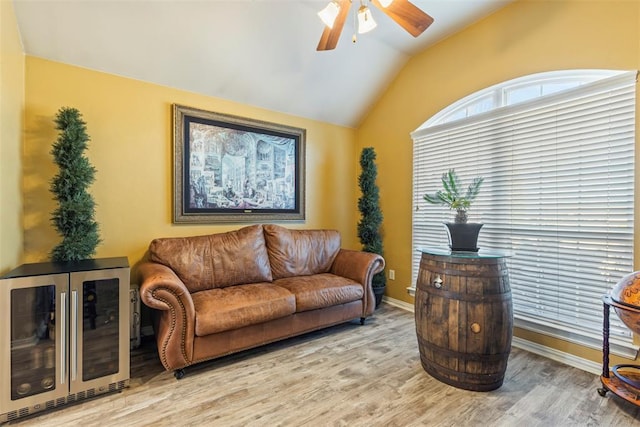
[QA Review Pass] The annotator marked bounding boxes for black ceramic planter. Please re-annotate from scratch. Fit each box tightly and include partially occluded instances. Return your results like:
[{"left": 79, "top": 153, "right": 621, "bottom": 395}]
[{"left": 444, "top": 223, "right": 483, "bottom": 252}]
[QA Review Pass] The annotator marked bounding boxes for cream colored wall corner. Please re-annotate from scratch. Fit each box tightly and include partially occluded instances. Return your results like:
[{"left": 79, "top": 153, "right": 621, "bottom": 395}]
[
  {"left": 0, "top": 0, "right": 25, "bottom": 274},
  {"left": 356, "top": 0, "right": 640, "bottom": 365},
  {"left": 23, "top": 57, "right": 359, "bottom": 275}
]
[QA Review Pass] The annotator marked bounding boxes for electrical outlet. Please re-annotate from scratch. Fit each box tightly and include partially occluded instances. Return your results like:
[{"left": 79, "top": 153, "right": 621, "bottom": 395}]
[{"left": 389, "top": 270, "right": 395, "bottom": 280}]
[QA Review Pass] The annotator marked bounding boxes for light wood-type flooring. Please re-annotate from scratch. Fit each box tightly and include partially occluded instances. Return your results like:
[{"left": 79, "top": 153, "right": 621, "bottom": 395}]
[{"left": 8, "top": 304, "right": 640, "bottom": 426}]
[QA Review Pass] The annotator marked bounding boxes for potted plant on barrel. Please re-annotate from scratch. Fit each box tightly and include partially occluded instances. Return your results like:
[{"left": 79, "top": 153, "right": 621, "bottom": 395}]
[{"left": 423, "top": 169, "right": 484, "bottom": 252}]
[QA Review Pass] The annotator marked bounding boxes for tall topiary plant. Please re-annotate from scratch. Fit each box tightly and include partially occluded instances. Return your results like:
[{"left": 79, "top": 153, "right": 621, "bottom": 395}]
[
  {"left": 357, "top": 147, "right": 386, "bottom": 308},
  {"left": 50, "top": 107, "right": 101, "bottom": 261}
]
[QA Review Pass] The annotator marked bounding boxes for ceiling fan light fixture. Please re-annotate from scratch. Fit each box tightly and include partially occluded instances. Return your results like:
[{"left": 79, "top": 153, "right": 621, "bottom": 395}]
[
  {"left": 316, "top": 0, "right": 433, "bottom": 51},
  {"left": 318, "top": 1, "right": 341, "bottom": 29},
  {"left": 357, "top": 5, "right": 377, "bottom": 34}
]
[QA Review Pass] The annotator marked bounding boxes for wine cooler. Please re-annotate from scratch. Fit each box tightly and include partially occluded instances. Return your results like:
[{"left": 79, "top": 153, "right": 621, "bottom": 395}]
[{"left": 0, "top": 257, "right": 130, "bottom": 423}]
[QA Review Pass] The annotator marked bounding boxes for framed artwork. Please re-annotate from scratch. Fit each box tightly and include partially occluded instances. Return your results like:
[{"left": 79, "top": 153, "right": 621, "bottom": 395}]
[{"left": 173, "top": 104, "right": 306, "bottom": 223}]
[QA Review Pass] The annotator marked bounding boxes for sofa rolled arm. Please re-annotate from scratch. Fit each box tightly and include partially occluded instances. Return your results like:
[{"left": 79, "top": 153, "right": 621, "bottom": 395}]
[
  {"left": 330, "top": 249, "right": 385, "bottom": 317},
  {"left": 138, "top": 262, "right": 196, "bottom": 370}
]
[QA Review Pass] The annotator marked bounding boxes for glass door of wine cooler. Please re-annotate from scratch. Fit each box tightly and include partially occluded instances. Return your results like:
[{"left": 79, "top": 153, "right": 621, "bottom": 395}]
[
  {"left": 0, "top": 274, "right": 69, "bottom": 414},
  {"left": 69, "top": 268, "right": 129, "bottom": 394}
]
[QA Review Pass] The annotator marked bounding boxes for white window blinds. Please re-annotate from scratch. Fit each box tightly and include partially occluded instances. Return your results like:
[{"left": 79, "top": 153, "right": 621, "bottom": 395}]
[{"left": 411, "top": 70, "right": 637, "bottom": 358}]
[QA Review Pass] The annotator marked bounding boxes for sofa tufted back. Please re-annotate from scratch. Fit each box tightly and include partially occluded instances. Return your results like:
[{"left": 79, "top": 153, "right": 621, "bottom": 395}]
[
  {"left": 148, "top": 224, "right": 273, "bottom": 292},
  {"left": 263, "top": 224, "right": 341, "bottom": 280}
]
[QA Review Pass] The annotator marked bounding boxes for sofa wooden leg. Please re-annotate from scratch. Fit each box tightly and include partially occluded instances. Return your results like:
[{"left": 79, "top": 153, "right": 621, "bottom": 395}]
[
  {"left": 174, "top": 369, "right": 185, "bottom": 380},
  {"left": 360, "top": 317, "right": 366, "bottom": 325}
]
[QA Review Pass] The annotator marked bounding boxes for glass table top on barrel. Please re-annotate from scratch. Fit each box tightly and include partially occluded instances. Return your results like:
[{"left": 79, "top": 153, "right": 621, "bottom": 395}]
[{"left": 418, "top": 246, "right": 513, "bottom": 259}]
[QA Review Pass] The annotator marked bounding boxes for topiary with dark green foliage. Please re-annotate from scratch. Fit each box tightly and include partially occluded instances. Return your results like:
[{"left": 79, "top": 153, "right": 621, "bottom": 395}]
[
  {"left": 357, "top": 147, "right": 386, "bottom": 306},
  {"left": 50, "top": 107, "right": 101, "bottom": 262}
]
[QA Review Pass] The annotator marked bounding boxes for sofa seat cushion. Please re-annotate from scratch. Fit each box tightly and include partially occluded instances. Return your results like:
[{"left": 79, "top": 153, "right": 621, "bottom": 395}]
[
  {"left": 273, "top": 273, "right": 363, "bottom": 312},
  {"left": 192, "top": 283, "right": 295, "bottom": 336}
]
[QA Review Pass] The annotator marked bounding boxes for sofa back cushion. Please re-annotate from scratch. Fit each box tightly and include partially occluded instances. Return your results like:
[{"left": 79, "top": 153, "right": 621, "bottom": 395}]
[
  {"left": 263, "top": 224, "right": 341, "bottom": 280},
  {"left": 149, "top": 224, "right": 273, "bottom": 292}
]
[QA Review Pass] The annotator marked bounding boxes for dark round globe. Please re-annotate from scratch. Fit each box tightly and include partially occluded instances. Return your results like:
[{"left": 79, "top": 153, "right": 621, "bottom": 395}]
[{"left": 610, "top": 271, "right": 640, "bottom": 335}]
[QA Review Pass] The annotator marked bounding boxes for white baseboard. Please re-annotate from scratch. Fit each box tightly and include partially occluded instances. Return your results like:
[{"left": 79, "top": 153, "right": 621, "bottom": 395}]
[
  {"left": 382, "top": 295, "right": 414, "bottom": 311},
  {"left": 511, "top": 336, "right": 600, "bottom": 375},
  {"left": 383, "top": 295, "right": 601, "bottom": 375}
]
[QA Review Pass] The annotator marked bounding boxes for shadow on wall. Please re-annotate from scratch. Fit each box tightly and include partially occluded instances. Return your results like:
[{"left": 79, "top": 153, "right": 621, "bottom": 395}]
[{"left": 22, "top": 113, "right": 60, "bottom": 263}]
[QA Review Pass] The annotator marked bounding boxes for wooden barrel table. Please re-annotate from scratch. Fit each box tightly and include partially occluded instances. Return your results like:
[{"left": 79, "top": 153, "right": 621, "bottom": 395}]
[{"left": 414, "top": 247, "right": 513, "bottom": 391}]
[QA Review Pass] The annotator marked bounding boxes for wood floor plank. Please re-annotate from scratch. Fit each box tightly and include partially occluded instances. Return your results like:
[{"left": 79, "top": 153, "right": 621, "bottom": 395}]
[{"left": 7, "top": 305, "right": 640, "bottom": 426}]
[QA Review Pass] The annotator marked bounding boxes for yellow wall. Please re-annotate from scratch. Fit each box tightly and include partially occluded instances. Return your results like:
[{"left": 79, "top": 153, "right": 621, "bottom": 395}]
[
  {"left": 0, "top": 0, "right": 25, "bottom": 274},
  {"left": 23, "top": 58, "right": 359, "bottom": 275},
  {"left": 357, "top": 0, "right": 640, "bottom": 364}
]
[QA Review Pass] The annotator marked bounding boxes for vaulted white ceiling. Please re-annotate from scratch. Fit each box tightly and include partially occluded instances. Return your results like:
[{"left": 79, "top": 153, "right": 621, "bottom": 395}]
[{"left": 13, "top": 0, "right": 513, "bottom": 127}]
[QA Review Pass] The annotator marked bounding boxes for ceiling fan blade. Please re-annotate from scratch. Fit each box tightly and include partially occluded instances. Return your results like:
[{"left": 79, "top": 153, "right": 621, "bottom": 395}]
[
  {"left": 316, "top": 0, "right": 352, "bottom": 51},
  {"left": 371, "top": 0, "right": 434, "bottom": 37}
]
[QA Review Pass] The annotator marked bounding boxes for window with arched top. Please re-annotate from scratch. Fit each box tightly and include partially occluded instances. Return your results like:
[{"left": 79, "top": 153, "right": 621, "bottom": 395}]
[
  {"left": 411, "top": 70, "right": 638, "bottom": 358},
  {"left": 418, "top": 70, "right": 624, "bottom": 128}
]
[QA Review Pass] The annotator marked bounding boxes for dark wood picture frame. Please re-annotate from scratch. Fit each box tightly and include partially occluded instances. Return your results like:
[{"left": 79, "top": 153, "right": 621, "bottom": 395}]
[{"left": 173, "top": 104, "right": 306, "bottom": 223}]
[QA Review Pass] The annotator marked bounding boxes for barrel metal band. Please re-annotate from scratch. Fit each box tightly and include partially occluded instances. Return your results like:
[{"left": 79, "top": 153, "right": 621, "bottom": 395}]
[
  {"left": 417, "top": 334, "right": 510, "bottom": 362},
  {"left": 419, "top": 264, "right": 509, "bottom": 279},
  {"left": 420, "top": 355, "right": 505, "bottom": 385},
  {"left": 421, "top": 287, "right": 512, "bottom": 303}
]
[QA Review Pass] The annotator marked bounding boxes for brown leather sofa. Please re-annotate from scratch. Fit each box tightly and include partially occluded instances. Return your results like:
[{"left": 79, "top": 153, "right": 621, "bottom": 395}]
[{"left": 138, "top": 224, "right": 385, "bottom": 378}]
